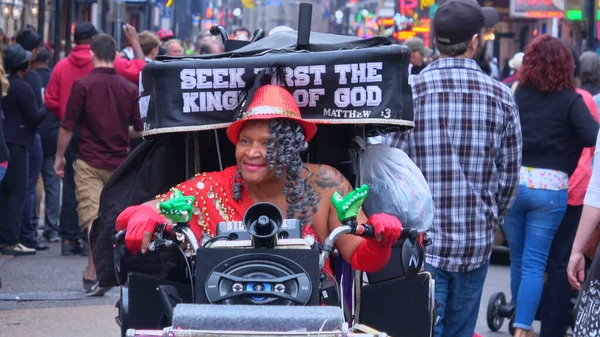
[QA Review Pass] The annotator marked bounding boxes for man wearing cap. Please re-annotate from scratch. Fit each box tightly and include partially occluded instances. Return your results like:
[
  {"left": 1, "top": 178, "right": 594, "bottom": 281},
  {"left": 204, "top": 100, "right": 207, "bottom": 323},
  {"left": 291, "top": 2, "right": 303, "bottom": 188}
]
[
  {"left": 54, "top": 34, "right": 143, "bottom": 296},
  {"left": 45, "top": 21, "right": 99, "bottom": 256},
  {"left": 404, "top": 37, "right": 432, "bottom": 75},
  {"left": 15, "top": 28, "right": 48, "bottom": 251},
  {"left": 157, "top": 28, "right": 174, "bottom": 56},
  {"left": 396, "top": 1, "right": 522, "bottom": 336}
]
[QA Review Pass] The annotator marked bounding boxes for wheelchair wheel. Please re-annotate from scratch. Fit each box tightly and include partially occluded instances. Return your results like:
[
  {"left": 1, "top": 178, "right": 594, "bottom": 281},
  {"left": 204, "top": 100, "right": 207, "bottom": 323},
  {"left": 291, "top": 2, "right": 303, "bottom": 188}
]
[
  {"left": 116, "top": 284, "right": 129, "bottom": 337},
  {"left": 487, "top": 292, "right": 506, "bottom": 332},
  {"left": 509, "top": 315, "right": 516, "bottom": 336}
]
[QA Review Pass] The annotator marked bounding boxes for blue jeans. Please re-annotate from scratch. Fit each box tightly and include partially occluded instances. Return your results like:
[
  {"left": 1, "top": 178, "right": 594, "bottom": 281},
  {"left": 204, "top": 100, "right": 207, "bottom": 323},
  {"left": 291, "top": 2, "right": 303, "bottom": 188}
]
[
  {"left": 41, "top": 155, "right": 60, "bottom": 235},
  {"left": 502, "top": 185, "right": 567, "bottom": 330},
  {"left": 426, "top": 260, "right": 490, "bottom": 337}
]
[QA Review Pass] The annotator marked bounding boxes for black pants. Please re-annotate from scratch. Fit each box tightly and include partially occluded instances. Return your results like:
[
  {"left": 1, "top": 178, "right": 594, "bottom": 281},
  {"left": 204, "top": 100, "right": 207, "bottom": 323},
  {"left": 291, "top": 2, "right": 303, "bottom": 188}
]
[
  {"left": 0, "top": 143, "right": 29, "bottom": 245},
  {"left": 540, "top": 204, "right": 582, "bottom": 337},
  {"left": 59, "top": 135, "right": 83, "bottom": 242},
  {"left": 20, "top": 133, "right": 43, "bottom": 244}
]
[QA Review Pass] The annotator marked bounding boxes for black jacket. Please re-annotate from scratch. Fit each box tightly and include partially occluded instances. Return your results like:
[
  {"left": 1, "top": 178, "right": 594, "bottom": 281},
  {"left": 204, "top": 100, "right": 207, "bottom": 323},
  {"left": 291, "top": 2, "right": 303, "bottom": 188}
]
[
  {"left": 35, "top": 67, "right": 60, "bottom": 156},
  {"left": 23, "top": 70, "right": 43, "bottom": 108},
  {"left": 3, "top": 74, "right": 44, "bottom": 146},
  {"left": 0, "top": 91, "right": 8, "bottom": 162},
  {"left": 516, "top": 86, "right": 599, "bottom": 176}
]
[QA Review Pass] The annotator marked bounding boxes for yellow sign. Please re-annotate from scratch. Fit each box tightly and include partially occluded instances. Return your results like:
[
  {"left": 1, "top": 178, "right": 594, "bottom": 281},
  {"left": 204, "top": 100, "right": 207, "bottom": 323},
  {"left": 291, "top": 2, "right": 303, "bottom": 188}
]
[
  {"left": 166, "top": 0, "right": 173, "bottom": 7},
  {"left": 242, "top": 0, "right": 254, "bottom": 8}
]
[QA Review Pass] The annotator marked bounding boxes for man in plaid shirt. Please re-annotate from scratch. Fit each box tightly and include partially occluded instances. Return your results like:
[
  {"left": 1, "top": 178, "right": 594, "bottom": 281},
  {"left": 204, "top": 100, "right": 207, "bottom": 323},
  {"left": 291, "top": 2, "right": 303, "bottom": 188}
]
[{"left": 397, "top": 1, "right": 522, "bottom": 336}]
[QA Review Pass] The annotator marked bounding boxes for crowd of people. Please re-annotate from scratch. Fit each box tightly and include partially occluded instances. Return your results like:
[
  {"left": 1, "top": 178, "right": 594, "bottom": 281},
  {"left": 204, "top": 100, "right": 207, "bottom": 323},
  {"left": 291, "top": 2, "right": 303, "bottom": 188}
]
[
  {"left": 1, "top": 1, "right": 600, "bottom": 337},
  {"left": 0, "top": 21, "right": 229, "bottom": 295}
]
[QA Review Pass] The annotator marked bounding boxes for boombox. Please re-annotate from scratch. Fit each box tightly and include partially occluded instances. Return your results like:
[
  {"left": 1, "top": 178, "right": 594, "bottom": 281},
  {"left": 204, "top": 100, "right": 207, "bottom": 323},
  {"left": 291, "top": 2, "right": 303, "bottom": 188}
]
[{"left": 194, "top": 202, "right": 321, "bottom": 306}]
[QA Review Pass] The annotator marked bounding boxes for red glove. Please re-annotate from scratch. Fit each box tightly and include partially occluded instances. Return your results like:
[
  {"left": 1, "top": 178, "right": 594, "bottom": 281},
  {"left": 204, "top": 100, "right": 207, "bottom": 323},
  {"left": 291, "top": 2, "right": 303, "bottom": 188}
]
[
  {"left": 115, "top": 204, "right": 167, "bottom": 254},
  {"left": 368, "top": 213, "right": 402, "bottom": 248},
  {"left": 350, "top": 214, "right": 402, "bottom": 272}
]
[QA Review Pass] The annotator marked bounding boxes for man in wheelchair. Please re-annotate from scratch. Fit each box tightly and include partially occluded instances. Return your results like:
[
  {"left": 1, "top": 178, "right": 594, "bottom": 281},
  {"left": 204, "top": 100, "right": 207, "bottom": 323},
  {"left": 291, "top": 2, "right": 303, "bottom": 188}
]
[{"left": 116, "top": 68, "right": 403, "bottom": 274}]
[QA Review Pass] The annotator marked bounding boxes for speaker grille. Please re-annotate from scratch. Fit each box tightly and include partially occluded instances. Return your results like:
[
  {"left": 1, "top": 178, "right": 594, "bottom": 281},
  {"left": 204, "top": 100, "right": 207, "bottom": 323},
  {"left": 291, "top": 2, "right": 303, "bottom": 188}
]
[{"left": 205, "top": 253, "right": 312, "bottom": 306}]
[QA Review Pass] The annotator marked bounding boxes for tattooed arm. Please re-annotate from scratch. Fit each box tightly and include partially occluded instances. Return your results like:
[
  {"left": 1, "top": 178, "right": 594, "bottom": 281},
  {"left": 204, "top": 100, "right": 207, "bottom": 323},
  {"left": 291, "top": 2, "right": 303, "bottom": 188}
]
[{"left": 309, "top": 164, "right": 368, "bottom": 264}]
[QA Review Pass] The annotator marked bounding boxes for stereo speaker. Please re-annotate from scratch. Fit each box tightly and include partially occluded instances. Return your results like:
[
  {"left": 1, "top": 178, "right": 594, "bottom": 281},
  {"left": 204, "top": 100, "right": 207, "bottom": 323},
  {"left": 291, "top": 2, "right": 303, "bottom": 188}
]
[{"left": 195, "top": 248, "right": 320, "bottom": 306}]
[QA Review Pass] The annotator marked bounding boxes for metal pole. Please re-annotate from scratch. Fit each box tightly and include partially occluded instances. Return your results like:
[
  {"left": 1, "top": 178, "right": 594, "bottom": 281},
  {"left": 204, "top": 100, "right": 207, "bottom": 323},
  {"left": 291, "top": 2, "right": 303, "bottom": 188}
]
[
  {"left": 100, "top": 0, "right": 107, "bottom": 32},
  {"left": 38, "top": 0, "right": 46, "bottom": 42},
  {"left": 65, "top": 0, "right": 72, "bottom": 54},
  {"left": 587, "top": 0, "right": 595, "bottom": 51},
  {"left": 146, "top": 0, "right": 152, "bottom": 30},
  {"left": 115, "top": 0, "right": 122, "bottom": 47},
  {"left": 52, "top": 0, "right": 61, "bottom": 64}
]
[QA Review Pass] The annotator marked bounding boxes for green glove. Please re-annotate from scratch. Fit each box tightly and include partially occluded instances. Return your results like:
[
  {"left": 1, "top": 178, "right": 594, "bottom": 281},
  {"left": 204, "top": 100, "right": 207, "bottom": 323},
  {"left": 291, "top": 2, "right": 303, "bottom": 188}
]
[
  {"left": 331, "top": 184, "right": 369, "bottom": 222},
  {"left": 159, "top": 188, "right": 196, "bottom": 223}
]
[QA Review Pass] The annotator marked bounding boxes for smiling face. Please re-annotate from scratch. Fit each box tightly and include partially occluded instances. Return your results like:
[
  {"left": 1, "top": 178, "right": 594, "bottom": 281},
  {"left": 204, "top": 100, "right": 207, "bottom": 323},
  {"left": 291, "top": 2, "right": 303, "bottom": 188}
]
[{"left": 235, "top": 120, "right": 278, "bottom": 185}]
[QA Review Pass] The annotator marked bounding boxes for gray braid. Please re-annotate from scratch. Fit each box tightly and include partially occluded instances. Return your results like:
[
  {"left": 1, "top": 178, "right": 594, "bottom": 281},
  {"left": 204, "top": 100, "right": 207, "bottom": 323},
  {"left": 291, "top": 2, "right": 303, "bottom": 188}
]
[{"left": 232, "top": 119, "right": 320, "bottom": 225}]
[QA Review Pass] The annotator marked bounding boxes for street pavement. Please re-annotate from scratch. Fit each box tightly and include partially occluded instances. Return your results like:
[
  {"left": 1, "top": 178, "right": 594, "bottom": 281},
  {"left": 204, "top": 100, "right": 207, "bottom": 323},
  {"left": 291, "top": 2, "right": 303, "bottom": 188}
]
[{"left": 0, "top": 242, "right": 522, "bottom": 337}]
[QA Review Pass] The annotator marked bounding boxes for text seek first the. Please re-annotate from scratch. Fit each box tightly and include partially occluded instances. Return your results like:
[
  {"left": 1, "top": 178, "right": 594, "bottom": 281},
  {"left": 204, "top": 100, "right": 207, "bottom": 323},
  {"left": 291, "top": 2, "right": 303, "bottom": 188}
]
[{"left": 179, "top": 63, "right": 384, "bottom": 114}]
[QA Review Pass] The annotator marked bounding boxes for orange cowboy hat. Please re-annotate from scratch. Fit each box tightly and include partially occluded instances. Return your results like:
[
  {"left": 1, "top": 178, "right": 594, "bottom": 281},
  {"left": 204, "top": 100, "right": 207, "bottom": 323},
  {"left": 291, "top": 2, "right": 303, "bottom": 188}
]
[{"left": 226, "top": 84, "right": 318, "bottom": 145}]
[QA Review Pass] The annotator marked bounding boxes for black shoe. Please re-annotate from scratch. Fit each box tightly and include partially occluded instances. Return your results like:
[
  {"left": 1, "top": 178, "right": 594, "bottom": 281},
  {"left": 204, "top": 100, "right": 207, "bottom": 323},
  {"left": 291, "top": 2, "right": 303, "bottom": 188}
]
[
  {"left": 83, "top": 278, "right": 111, "bottom": 297},
  {"left": 22, "top": 240, "right": 49, "bottom": 251},
  {"left": 62, "top": 240, "right": 83, "bottom": 256}
]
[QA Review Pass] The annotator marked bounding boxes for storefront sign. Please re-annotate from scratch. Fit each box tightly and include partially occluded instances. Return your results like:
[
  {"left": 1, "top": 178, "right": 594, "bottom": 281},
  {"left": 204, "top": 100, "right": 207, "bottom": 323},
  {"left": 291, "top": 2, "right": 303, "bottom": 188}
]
[{"left": 510, "top": 0, "right": 565, "bottom": 18}]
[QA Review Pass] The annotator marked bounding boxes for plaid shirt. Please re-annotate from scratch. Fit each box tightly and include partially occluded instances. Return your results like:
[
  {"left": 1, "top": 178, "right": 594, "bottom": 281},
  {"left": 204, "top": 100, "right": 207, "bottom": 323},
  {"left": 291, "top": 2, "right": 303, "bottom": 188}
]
[{"left": 397, "top": 58, "right": 522, "bottom": 273}]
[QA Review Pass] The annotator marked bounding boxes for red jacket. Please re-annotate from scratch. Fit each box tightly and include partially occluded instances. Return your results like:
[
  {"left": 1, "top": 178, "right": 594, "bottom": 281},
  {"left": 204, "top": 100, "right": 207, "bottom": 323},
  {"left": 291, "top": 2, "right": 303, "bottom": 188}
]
[
  {"left": 114, "top": 56, "right": 145, "bottom": 85},
  {"left": 568, "top": 88, "right": 599, "bottom": 206},
  {"left": 45, "top": 45, "right": 145, "bottom": 120},
  {"left": 45, "top": 45, "right": 94, "bottom": 120}
]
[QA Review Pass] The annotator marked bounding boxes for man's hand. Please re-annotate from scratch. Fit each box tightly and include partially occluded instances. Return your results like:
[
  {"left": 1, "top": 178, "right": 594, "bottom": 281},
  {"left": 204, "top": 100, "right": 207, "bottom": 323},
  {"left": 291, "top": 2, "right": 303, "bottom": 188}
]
[
  {"left": 54, "top": 156, "right": 66, "bottom": 178},
  {"left": 123, "top": 24, "right": 144, "bottom": 60},
  {"left": 123, "top": 24, "right": 138, "bottom": 45}
]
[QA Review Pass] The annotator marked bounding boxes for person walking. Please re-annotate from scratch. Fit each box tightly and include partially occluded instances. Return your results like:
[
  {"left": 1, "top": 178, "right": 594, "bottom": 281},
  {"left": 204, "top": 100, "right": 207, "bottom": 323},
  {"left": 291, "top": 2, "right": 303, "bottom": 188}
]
[
  {"left": 503, "top": 36, "right": 598, "bottom": 337},
  {"left": 15, "top": 27, "right": 47, "bottom": 251},
  {"left": 0, "top": 44, "right": 45, "bottom": 255},
  {"left": 32, "top": 47, "right": 60, "bottom": 242},
  {"left": 396, "top": 1, "right": 522, "bottom": 336},
  {"left": 54, "top": 34, "right": 143, "bottom": 295},
  {"left": 45, "top": 22, "right": 98, "bottom": 255}
]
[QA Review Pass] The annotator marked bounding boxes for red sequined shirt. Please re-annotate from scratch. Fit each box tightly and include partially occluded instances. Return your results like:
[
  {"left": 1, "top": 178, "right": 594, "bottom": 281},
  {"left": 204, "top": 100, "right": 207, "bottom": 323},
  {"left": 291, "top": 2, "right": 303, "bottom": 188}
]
[{"left": 158, "top": 166, "right": 316, "bottom": 241}]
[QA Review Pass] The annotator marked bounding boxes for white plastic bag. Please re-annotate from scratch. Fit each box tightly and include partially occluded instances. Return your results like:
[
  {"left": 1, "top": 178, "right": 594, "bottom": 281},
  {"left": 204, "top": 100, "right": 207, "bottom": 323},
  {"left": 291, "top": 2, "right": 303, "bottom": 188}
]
[{"left": 359, "top": 143, "right": 434, "bottom": 232}]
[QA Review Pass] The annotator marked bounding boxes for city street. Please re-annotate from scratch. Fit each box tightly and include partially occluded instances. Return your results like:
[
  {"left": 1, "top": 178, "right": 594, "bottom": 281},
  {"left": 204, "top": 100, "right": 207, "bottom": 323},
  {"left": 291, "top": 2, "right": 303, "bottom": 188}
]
[{"left": 0, "top": 244, "right": 520, "bottom": 337}]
